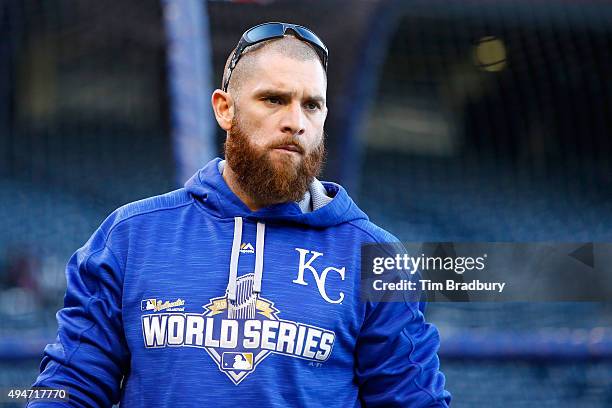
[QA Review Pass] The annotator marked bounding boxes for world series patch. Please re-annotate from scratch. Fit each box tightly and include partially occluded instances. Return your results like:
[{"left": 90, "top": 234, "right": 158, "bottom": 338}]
[{"left": 141, "top": 274, "right": 336, "bottom": 384}]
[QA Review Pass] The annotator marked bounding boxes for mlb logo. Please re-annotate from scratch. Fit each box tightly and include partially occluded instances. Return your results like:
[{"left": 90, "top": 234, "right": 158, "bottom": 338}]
[
  {"left": 141, "top": 299, "right": 157, "bottom": 311},
  {"left": 221, "top": 352, "right": 253, "bottom": 371}
]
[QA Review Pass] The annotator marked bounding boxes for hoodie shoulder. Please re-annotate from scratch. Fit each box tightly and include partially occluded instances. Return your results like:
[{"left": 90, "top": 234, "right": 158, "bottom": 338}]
[
  {"left": 99, "top": 188, "right": 193, "bottom": 236},
  {"left": 348, "top": 218, "right": 401, "bottom": 245}
]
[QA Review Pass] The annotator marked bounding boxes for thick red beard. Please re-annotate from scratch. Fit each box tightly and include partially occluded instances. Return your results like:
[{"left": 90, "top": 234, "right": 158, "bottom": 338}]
[{"left": 224, "top": 117, "right": 326, "bottom": 207}]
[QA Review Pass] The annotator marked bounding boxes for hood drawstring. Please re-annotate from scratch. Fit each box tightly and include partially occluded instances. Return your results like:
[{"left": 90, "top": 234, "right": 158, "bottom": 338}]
[
  {"left": 253, "top": 222, "right": 265, "bottom": 294},
  {"left": 227, "top": 217, "right": 243, "bottom": 302},
  {"left": 227, "top": 217, "right": 265, "bottom": 317}
]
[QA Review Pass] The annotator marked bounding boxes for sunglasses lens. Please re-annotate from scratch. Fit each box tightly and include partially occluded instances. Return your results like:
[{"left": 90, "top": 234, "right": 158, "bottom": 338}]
[
  {"left": 244, "top": 24, "right": 285, "bottom": 42},
  {"left": 293, "top": 27, "right": 327, "bottom": 52}
]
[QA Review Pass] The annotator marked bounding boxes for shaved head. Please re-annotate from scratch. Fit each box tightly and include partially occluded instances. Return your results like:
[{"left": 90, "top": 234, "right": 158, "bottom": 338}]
[{"left": 222, "top": 35, "right": 327, "bottom": 99}]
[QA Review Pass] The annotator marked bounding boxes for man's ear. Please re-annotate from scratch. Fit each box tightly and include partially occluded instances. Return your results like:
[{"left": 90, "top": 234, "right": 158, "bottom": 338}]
[{"left": 211, "top": 89, "right": 235, "bottom": 131}]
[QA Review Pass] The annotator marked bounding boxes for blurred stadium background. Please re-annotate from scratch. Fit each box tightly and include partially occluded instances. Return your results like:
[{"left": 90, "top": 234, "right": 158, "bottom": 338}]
[{"left": 1, "top": 0, "right": 611, "bottom": 406}]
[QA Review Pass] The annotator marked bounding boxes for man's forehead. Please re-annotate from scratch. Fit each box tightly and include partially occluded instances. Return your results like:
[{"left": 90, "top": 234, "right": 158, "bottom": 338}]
[{"left": 246, "top": 54, "right": 326, "bottom": 98}]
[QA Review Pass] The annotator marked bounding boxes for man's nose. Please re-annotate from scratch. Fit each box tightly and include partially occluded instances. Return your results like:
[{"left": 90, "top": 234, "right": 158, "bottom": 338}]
[{"left": 280, "top": 102, "right": 306, "bottom": 137}]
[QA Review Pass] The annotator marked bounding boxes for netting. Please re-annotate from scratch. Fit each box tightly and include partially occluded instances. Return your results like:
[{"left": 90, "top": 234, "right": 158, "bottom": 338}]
[{"left": 360, "top": 1, "right": 612, "bottom": 242}]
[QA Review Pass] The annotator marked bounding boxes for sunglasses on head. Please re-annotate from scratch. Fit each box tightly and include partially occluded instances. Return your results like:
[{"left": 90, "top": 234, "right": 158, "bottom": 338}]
[{"left": 222, "top": 22, "right": 329, "bottom": 92}]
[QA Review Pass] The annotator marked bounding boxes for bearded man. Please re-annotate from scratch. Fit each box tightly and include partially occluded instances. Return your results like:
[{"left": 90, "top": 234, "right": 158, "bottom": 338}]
[{"left": 29, "top": 22, "right": 450, "bottom": 407}]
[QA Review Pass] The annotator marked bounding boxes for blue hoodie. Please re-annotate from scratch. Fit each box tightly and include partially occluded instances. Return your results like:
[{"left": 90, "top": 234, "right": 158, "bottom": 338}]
[{"left": 30, "top": 158, "right": 450, "bottom": 407}]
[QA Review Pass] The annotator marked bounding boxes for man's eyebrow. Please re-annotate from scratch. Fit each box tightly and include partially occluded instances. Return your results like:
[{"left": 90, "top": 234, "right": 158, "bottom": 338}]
[
  {"left": 306, "top": 95, "right": 326, "bottom": 105},
  {"left": 254, "top": 89, "right": 326, "bottom": 104}
]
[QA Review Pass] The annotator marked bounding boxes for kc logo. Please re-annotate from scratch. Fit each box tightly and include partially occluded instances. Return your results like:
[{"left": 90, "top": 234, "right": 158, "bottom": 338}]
[{"left": 292, "top": 248, "right": 346, "bottom": 304}]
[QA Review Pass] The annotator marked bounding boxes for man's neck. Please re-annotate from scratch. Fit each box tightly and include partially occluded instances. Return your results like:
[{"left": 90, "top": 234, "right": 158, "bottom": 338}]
[{"left": 221, "top": 164, "right": 264, "bottom": 211}]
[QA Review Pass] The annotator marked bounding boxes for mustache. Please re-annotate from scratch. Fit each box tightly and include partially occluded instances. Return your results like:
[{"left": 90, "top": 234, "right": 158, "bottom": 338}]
[{"left": 267, "top": 139, "right": 305, "bottom": 154}]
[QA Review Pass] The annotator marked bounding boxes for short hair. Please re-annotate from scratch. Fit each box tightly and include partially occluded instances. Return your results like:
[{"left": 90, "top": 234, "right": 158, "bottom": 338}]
[{"left": 221, "top": 35, "right": 326, "bottom": 96}]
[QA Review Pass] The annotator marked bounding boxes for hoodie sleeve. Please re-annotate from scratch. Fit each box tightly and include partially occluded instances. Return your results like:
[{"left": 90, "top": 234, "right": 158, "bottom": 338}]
[
  {"left": 28, "top": 226, "right": 129, "bottom": 407},
  {"left": 355, "top": 299, "right": 451, "bottom": 407},
  {"left": 353, "top": 223, "right": 451, "bottom": 407}
]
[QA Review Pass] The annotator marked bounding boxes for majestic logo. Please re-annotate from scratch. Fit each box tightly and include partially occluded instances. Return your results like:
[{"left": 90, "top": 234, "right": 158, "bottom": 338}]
[
  {"left": 293, "top": 248, "right": 346, "bottom": 304},
  {"left": 141, "top": 298, "right": 185, "bottom": 312},
  {"left": 239, "top": 243, "right": 255, "bottom": 254},
  {"left": 141, "top": 274, "right": 336, "bottom": 385}
]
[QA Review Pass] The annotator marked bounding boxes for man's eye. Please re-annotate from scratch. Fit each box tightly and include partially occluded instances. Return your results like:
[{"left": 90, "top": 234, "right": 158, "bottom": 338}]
[
  {"left": 266, "top": 97, "right": 281, "bottom": 105},
  {"left": 305, "top": 102, "right": 320, "bottom": 110}
]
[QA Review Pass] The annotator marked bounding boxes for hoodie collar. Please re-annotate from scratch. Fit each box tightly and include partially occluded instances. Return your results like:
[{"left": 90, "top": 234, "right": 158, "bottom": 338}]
[{"left": 185, "top": 157, "right": 368, "bottom": 227}]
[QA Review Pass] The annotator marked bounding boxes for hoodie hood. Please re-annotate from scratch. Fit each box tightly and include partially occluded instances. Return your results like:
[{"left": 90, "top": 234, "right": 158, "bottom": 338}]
[{"left": 185, "top": 157, "right": 368, "bottom": 228}]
